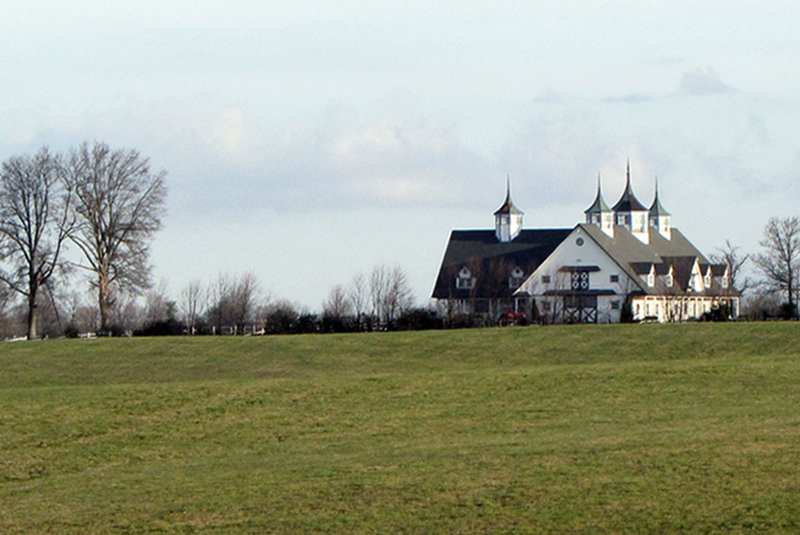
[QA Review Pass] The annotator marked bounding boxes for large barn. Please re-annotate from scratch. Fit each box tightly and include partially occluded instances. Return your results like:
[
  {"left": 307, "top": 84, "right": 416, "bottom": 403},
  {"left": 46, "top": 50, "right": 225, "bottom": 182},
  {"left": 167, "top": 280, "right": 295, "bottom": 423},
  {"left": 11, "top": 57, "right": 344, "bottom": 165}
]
[{"left": 432, "top": 167, "right": 740, "bottom": 324}]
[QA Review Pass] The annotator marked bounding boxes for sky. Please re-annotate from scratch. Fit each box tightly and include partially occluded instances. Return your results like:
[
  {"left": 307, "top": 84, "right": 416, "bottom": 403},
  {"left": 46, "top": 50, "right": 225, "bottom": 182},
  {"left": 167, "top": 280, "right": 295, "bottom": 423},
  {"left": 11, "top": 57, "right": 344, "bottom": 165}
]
[{"left": 1, "top": 1, "right": 799, "bottom": 310}]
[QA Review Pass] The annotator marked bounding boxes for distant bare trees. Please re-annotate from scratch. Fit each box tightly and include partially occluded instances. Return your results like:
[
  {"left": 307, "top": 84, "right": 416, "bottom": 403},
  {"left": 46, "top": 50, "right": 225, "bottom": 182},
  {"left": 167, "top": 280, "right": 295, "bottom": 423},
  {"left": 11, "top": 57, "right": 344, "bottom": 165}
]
[
  {"left": 754, "top": 216, "right": 800, "bottom": 318},
  {"left": 179, "top": 280, "right": 204, "bottom": 334},
  {"left": 710, "top": 240, "right": 750, "bottom": 293},
  {"left": 0, "top": 148, "right": 73, "bottom": 338},
  {"left": 206, "top": 272, "right": 263, "bottom": 334},
  {"left": 322, "top": 284, "right": 352, "bottom": 318},
  {"left": 369, "top": 265, "right": 414, "bottom": 328},
  {"left": 65, "top": 142, "right": 167, "bottom": 334},
  {"left": 319, "top": 265, "right": 415, "bottom": 331},
  {"left": 348, "top": 273, "right": 369, "bottom": 329}
]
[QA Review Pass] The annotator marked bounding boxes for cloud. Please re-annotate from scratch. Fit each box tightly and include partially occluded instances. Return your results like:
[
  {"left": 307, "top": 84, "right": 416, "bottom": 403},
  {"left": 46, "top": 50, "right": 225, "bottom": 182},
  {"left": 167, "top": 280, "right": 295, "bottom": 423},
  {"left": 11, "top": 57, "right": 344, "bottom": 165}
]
[
  {"left": 679, "top": 66, "right": 734, "bottom": 96},
  {"left": 17, "top": 98, "right": 494, "bottom": 221}
]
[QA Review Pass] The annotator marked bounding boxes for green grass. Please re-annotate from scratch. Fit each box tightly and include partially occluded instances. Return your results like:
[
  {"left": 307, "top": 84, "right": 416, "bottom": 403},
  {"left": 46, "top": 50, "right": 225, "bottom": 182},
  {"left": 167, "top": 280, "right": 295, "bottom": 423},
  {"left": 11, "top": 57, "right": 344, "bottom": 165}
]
[{"left": 1, "top": 323, "right": 800, "bottom": 533}]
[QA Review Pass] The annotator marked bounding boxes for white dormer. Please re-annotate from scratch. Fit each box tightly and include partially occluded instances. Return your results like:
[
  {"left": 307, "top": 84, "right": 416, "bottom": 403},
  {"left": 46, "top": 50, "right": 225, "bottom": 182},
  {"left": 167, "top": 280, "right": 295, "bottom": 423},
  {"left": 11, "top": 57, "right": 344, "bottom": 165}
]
[
  {"left": 456, "top": 267, "right": 475, "bottom": 289},
  {"left": 494, "top": 177, "right": 523, "bottom": 242},
  {"left": 689, "top": 261, "right": 704, "bottom": 292},
  {"left": 508, "top": 266, "right": 525, "bottom": 289}
]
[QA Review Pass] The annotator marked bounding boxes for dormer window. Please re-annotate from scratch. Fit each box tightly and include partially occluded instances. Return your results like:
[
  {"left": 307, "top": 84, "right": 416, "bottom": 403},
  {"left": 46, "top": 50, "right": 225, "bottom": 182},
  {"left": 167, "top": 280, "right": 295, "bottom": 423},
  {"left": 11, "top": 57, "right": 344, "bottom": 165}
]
[
  {"left": 508, "top": 267, "right": 525, "bottom": 289},
  {"left": 704, "top": 273, "right": 712, "bottom": 287},
  {"left": 666, "top": 273, "right": 673, "bottom": 287},
  {"left": 647, "top": 273, "right": 655, "bottom": 287},
  {"left": 456, "top": 267, "right": 475, "bottom": 290},
  {"left": 722, "top": 276, "right": 729, "bottom": 289}
]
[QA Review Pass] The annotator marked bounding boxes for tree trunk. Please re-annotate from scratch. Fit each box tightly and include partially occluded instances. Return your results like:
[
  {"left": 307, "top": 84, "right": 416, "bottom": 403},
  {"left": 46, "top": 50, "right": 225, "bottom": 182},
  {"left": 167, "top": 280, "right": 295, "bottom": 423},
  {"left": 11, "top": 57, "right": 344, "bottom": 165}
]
[
  {"left": 98, "top": 274, "right": 112, "bottom": 334},
  {"left": 26, "top": 290, "right": 38, "bottom": 340}
]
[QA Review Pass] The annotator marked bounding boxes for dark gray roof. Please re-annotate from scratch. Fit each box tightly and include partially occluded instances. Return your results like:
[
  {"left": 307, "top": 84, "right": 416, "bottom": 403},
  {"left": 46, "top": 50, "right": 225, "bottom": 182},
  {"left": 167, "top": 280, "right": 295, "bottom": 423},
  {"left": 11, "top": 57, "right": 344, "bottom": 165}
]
[
  {"left": 611, "top": 173, "right": 647, "bottom": 212},
  {"left": 584, "top": 178, "right": 611, "bottom": 214},
  {"left": 649, "top": 187, "right": 671, "bottom": 216},
  {"left": 432, "top": 228, "right": 571, "bottom": 299},
  {"left": 493, "top": 189, "right": 524, "bottom": 216}
]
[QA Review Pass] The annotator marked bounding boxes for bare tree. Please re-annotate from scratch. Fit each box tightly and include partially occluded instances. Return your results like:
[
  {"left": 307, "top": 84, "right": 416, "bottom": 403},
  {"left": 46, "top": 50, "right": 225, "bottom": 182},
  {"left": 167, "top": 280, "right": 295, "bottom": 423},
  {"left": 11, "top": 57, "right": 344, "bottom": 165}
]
[
  {"left": 710, "top": 239, "right": 750, "bottom": 292},
  {"left": 754, "top": 216, "right": 800, "bottom": 318},
  {"left": 369, "top": 264, "right": 414, "bottom": 329},
  {"left": 205, "top": 272, "right": 261, "bottom": 334},
  {"left": 323, "top": 284, "right": 352, "bottom": 318},
  {"left": 348, "top": 273, "right": 369, "bottom": 330},
  {"left": 0, "top": 148, "right": 72, "bottom": 338},
  {"left": 384, "top": 265, "right": 414, "bottom": 326},
  {"left": 230, "top": 272, "right": 261, "bottom": 332},
  {"left": 206, "top": 274, "right": 234, "bottom": 334},
  {"left": 179, "top": 279, "right": 204, "bottom": 334},
  {"left": 65, "top": 142, "right": 167, "bottom": 333},
  {"left": 142, "top": 279, "right": 171, "bottom": 327}
]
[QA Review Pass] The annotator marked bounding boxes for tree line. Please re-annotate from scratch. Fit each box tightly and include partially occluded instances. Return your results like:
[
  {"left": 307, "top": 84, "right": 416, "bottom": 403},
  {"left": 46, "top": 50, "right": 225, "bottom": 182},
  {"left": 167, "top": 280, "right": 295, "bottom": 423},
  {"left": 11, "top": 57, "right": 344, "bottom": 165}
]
[
  {"left": 137, "top": 264, "right": 432, "bottom": 336},
  {"left": 0, "top": 143, "right": 166, "bottom": 338},
  {"left": 1, "top": 141, "right": 798, "bottom": 338},
  {"left": 0, "top": 143, "right": 432, "bottom": 339}
]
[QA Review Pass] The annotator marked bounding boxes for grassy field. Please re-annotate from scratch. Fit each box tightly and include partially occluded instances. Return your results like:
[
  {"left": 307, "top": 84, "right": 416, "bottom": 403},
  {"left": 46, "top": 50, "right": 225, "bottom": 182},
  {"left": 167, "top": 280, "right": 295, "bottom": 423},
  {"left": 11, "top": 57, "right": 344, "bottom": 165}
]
[{"left": 1, "top": 323, "right": 800, "bottom": 534}]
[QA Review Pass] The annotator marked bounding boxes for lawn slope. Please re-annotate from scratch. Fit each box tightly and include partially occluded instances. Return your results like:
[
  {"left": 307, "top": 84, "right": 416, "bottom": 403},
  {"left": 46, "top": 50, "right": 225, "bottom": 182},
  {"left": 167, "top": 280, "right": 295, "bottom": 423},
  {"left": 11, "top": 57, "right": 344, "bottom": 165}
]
[{"left": 1, "top": 323, "right": 800, "bottom": 534}]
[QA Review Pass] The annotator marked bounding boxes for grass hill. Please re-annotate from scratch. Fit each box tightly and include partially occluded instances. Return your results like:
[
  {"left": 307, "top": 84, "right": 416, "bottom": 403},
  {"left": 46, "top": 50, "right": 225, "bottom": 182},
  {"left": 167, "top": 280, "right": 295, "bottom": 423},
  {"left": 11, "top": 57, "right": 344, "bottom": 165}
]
[{"left": 2, "top": 323, "right": 800, "bottom": 534}]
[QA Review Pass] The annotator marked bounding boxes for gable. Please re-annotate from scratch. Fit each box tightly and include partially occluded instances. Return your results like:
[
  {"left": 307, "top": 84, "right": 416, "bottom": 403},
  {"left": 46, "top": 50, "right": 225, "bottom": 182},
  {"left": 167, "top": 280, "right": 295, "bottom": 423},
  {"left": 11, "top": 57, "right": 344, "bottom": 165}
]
[
  {"left": 431, "top": 228, "right": 572, "bottom": 299},
  {"left": 517, "top": 225, "right": 644, "bottom": 296}
]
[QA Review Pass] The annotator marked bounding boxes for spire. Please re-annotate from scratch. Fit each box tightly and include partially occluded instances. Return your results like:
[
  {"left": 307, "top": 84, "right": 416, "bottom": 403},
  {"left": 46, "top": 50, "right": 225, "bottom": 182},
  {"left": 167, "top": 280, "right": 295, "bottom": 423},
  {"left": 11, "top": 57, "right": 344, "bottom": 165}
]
[
  {"left": 585, "top": 173, "right": 614, "bottom": 237},
  {"left": 584, "top": 173, "right": 610, "bottom": 214},
  {"left": 494, "top": 175, "right": 523, "bottom": 242},
  {"left": 612, "top": 160, "right": 649, "bottom": 243},
  {"left": 649, "top": 176, "right": 671, "bottom": 216},
  {"left": 494, "top": 175, "right": 523, "bottom": 216},
  {"left": 649, "top": 176, "right": 672, "bottom": 240},
  {"left": 612, "top": 161, "right": 647, "bottom": 212}
]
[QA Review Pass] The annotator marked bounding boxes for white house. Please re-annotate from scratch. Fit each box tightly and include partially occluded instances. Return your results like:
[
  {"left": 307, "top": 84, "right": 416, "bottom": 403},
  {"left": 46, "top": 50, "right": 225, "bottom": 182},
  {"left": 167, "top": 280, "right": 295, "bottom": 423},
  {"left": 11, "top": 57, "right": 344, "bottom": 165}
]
[{"left": 432, "top": 166, "right": 740, "bottom": 324}]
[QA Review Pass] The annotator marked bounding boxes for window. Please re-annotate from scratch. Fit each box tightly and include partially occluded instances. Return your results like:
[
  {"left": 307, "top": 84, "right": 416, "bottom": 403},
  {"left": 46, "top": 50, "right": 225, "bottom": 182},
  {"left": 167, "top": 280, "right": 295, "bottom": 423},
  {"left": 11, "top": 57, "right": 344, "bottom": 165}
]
[
  {"left": 647, "top": 273, "right": 655, "bottom": 287},
  {"left": 722, "top": 276, "right": 729, "bottom": 289},
  {"left": 666, "top": 274, "right": 673, "bottom": 287},
  {"left": 508, "top": 276, "right": 525, "bottom": 289},
  {"left": 456, "top": 277, "right": 474, "bottom": 290},
  {"left": 541, "top": 301, "right": 551, "bottom": 312},
  {"left": 542, "top": 275, "right": 551, "bottom": 284},
  {"left": 611, "top": 300, "right": 620, "bottom": 310},
  {"left": 508, "top": 267, "right": 525, "bottom": 289},
  {"left": 610, "top": 274, "right": 619, "bottom": 283},
  {"left": 571, "top": 270, "right": 590, "bottom": 290},
  {"left": 456, "top": 267, "right": 475, "bottom": 290}
]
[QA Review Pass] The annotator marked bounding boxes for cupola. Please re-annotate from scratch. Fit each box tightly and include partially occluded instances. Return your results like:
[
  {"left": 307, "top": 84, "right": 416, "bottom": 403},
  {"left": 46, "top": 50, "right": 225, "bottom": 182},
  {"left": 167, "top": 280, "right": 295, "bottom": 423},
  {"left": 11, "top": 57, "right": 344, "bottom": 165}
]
[
  {"left": 494, "top": 177, "right": 523, "bottom": 242},
  {"left": 612, "top": 161, "right": 650, "bottom": 244},
  {"left": 648, "top": 177, "right": 672, "bottom": 240},
  {"left": 584, "top": 173, "right": 614, "bottom": 237}
]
